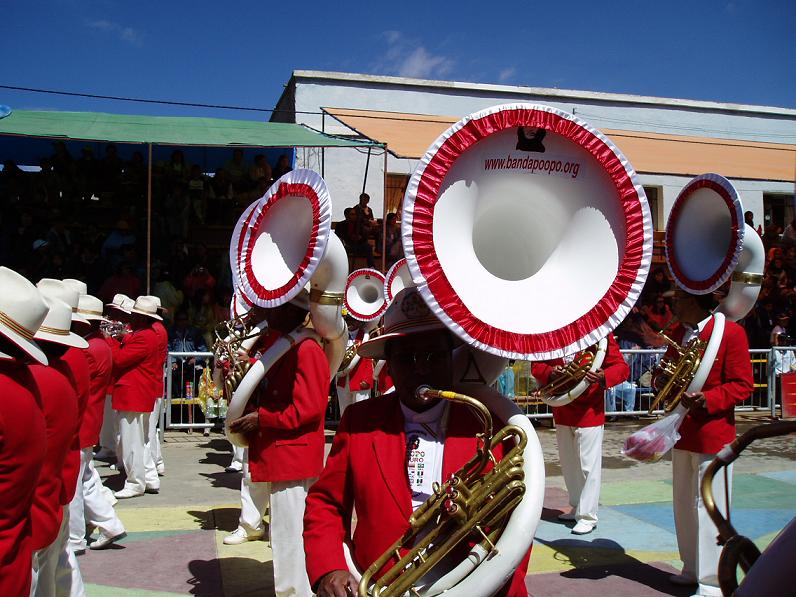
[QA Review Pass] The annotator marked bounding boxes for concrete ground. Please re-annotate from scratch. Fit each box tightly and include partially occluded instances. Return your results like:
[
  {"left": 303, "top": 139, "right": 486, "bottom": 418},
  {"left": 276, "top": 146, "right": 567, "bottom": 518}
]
[{"left": 80, "top": 414, "right": 796, "bottom": 596}]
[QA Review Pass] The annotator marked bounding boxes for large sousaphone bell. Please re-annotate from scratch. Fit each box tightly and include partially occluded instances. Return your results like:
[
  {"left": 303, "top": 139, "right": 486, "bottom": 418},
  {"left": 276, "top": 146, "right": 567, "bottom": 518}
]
[
  {"left": 222, "top": 169, "right": 348, "bottom": 447},
  {"left": 349, "top": 103, "right": 653, "bottom": 597},
  {"left": 345, "top": 268, "right": 388, "bottom": 328}
]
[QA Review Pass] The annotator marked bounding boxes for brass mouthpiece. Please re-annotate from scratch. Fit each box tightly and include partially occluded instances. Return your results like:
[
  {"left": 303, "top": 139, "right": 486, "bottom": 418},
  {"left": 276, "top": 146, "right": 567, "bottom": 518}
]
[{"left": 415, "top": 385, "right": 434, "bottom": 402}]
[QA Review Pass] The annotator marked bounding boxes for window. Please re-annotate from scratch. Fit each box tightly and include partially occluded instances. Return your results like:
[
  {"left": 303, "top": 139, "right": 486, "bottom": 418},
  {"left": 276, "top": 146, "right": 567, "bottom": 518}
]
[
  {"left": 764, "top": 193, "right": 795, "bottom": 231},
  {"left": 643, "top": 186, "right": 662, "bottom": 231},
  {"left": 385, "top": 174, "right": 409, "bottom": 215}
]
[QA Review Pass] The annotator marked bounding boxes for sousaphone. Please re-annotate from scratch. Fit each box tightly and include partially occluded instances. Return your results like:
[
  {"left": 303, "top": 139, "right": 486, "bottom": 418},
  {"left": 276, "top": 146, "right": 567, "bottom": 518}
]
[
  {"left": 651, "top": 173, "right": 762, "bottom": 414},
  {"left": 349, "top": 103, "right": 653, "bottom": 597},
  {"left": 383, "top": 258, "right": 413, "bottom": 304},
  {"left": 222, "top": 169, "right": 348, "bottom": 447}
]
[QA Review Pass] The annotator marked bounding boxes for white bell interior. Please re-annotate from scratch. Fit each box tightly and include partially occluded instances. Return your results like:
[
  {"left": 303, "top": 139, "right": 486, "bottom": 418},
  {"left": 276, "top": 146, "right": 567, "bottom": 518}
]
[
  {"left": 432, "top": 128, "right": 624, "bottom": 334},
  {"left": 249, "top": 195, "right": 313, "bottom": 291},
  {"left": 671, "top": 187, "right": 734, "bottom": 283},
  {"left": 346, "top": 275, "right": 385, "bottom": 318},
  {"left": 388, "top": 262, "right": 413, "bottom": 299}
]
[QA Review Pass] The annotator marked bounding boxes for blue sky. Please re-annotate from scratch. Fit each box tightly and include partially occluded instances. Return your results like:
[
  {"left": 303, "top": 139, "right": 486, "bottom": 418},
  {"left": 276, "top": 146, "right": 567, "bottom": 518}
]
[{"left": 1, "top": 0, "right": 794, "bottom": 121}]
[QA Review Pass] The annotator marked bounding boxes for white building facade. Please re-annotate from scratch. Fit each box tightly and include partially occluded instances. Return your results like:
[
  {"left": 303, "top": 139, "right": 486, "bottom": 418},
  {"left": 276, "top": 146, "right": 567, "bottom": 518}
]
[{"left": 273, "top": 70, "right": 796, "bottom": 231}]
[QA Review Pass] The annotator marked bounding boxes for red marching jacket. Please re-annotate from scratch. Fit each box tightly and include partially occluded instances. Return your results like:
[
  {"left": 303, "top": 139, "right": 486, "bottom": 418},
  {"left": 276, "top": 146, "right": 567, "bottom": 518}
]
[
  {"left": 57, "top": 348, "right": 91, "bottom": 504},
  {"left": 531, "top": 334, "right": 628, "bottom": 427},
  {"left": 337, "top": 329, "right": 374, "bottom": 392},
  {"left": 0, "top": 362, "right": 46, "bottom": 597},
  {"left": 110, "top": 326, "right": 162, "bottom": 413},
  {"left": 303, "top": 393, "right": 530, "bottom": 596},
  {"left": 670, "top": 318, "right": 753, "bottom": 454},
  {"left": 247, "top": 333, "right": 329, "bottom": 483},
  {"left": 79, "top": 334, "right": 113, "bottom": 449},
  {"left": 151, "top": 320, "right": 168, "bottom": 399},
  {"left": 28, "top": 360, "right": 79, "bottom": 550}
]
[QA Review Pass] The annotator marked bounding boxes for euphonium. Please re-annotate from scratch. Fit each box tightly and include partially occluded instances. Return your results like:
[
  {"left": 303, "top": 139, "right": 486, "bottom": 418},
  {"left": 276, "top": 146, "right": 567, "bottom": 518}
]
[
  {"left": 357, "top": 386, "right": 528, "bottom": 597},
  {"left": 700, "top": 421, "right": 796, "bottom": 596},
  {"left": 519, "top": 337, "right": 608, "bottom": 407},
  {"left": 100, "top": 319, "right": 126, "bottom": 338},
  {"left": 212, "top": 315, "right": 262, "bottom": 400},
  {"left": 647, "top": 331, "right": 708, "bottom": 414}
]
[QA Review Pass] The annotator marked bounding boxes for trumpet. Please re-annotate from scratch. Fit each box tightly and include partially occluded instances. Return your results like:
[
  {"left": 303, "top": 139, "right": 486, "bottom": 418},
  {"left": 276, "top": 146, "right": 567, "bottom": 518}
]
[
  {"left": 358, "top": 385, "right": 527, "bottom": 597},
  {"left": 100, "top": 319, "right": 127, "bottom": 338}
]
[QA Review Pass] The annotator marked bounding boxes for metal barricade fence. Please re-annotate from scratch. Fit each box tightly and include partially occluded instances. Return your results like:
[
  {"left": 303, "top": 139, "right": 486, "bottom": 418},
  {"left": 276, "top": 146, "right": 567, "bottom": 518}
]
[
  {"left": 165, "top": 351, "right": 216, "bottom": 430},
  {"left": 164, "top": 347, "right": 783, "bottom": 430}
]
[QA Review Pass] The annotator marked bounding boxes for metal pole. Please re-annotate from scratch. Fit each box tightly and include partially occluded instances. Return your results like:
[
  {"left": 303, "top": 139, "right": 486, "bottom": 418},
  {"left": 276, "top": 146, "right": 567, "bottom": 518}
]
[
  {"left": 321, "top": 112, "right": 325, "bottom": 178},
  {"left": 382, "top": 148, "right": 387, "bottom": 272},
  {"left": 146, "top": 143, "right": 153, "bottom": 293},
  {"left": 362, "top": 147, "right": 372, "bottom": 194},
  {"left": 769, "top": 347, "right": 777, "bottom": 419}
]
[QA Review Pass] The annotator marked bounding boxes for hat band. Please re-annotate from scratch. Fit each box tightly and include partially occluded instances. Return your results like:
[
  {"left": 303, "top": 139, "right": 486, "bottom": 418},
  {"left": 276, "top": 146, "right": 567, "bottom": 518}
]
[
  {"left": 39, "top": 325, "right": 69, "bottom": 336},
  {"left": 0, "top": 310, "right": 35, "bottom": 341},
  {"left": 78, "top": 308, "right": 103, "bottom": 316}
]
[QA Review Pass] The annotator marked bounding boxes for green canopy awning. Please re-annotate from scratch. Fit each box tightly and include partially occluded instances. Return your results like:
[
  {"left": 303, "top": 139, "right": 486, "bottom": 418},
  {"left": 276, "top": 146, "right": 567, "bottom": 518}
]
[{"left": 0, "top": 109, "right": 379, "bottom": 148}]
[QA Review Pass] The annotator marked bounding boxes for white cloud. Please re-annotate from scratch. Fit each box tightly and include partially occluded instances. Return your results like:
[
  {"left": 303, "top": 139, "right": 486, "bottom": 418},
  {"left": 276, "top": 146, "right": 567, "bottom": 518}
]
[
  {"left": 498, "top": 67, "right": 516, "bottom": 83},
  {"left": 373, "top": 31, "right": 454, "bottom": 80},
  {"left": 87, "top": 19, "right": 143, "bottom": 46}
]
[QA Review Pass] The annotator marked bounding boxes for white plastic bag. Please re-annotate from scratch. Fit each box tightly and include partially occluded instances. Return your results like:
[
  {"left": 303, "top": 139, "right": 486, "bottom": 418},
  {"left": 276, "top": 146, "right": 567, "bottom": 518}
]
[{"left": 622, "top": 404, "right": 688, "bottom": 463}]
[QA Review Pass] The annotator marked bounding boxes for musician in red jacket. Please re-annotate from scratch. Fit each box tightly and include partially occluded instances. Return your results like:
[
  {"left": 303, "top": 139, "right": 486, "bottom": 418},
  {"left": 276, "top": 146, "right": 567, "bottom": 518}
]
[
  {"left": 143, "top": 295, "right": 168, "bottom": 476},
  {"left": 69, "top": 294, "right": 126, "bottom": 551},
  {"left": 108, "top": 296, "right": 165, "bottom": 499},
  {"left": 335, "top": 321, "right": 374, "bottom": 414},
  {"left": 666, "top": 288, "right": 753, "bottom": 596},
  {"left": 304, "top": 288, "right": 531, "bottom": 597},
  {"left": 531, "top": 334, "right": 628, "bottom": 534},
  {"left": 29, "top": 296, "right": 87, "bottom": 596},
  {"left": 228, "top": 290, "right": 328, "bottom": 597},
  {"left": 0, "top": 267, "right": 49, "bottom": 597}
]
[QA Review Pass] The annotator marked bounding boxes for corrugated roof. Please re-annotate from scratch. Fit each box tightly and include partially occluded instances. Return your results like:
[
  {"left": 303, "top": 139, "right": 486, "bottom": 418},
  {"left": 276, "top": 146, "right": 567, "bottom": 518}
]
[
  {"left": 0, "top": 109, "right": 378, "bottom": 148},
  {"left": 323, "top": 107, "right": 796, "bottom": 182}
]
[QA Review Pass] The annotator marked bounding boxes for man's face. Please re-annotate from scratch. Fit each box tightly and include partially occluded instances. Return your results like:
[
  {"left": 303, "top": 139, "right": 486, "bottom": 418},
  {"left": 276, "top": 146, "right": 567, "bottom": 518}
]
[
  {"left": 387, "top": 331, "right": 453, "bottom": 408},
  {"left": 670, "top": 288, "right": 700, "bottom": 324}
]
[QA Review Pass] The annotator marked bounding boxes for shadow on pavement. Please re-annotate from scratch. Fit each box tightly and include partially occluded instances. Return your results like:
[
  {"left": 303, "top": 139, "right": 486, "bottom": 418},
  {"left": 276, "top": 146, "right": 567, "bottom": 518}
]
[
  {"left": 535, "top": 537, "right": 691, "bottom": 596},
  {"left": 188, "top": 507, "right": 242, "bottom": 532}
]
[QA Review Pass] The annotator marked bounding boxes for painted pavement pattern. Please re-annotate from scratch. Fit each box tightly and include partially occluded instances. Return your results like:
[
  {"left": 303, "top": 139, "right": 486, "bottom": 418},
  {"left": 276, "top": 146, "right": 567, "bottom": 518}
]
[{"left": 80, "top": 422, "right": 796, "bottom": 596}]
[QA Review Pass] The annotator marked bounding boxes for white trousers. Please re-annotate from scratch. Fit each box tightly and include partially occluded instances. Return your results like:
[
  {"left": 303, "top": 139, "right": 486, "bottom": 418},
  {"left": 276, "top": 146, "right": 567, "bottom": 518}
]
[
  {"left": 337, "top": 386, "right": 370, "bottom": 416},
  {"left": 231, "top": 444, "right": 245, "bottom": 468},
  {"left": 239, "top": 451, "right": 269, "bottom": 535},
  {"left": 556, "top": 424, "right": 603, "bottom": 524},
  {"left": 672, "top": 448, "right": 732, "bottom": 597},
  {"left": 270, "top": 479, "right": 315, "bottom": 597},
  {"left": 98, "top": 395, "right": 117, "bottom": 455},
  {"left": 118, "top": 411, "right": 159, "bottom": 494},
  {"left": 31, "top": 509, "right": 86, "bottom": 597},
  {"left": 148, "top": 397, "right": 164, "bottom": 470},
  {"left": 69, "top": 447, "right": 125, "bottom": 549}
]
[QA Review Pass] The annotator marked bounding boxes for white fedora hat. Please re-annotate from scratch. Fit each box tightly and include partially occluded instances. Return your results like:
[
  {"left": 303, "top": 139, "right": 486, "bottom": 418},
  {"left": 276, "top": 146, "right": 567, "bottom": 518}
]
[
  {"left": 77, "top": 295, "right": 108, "bottom": 322},
  {"left": 141, "top": 294, "right": 168, "bottom": 315},
  {"left": 34, "top": 296, "right": 89, "bottom": 349},
  {"left": 357, "top": 287, "right": 448, "bottom": 360},
  {"left": 131, "top": 296, "right": 163, "bottom": 321},
  {"left": 107, "top": 293, "right": 134, "bottom": 315},
  {"left": 63, "top": 278, "right": 88, "bottom": 296},
  {"left": 37, "top": 278, "right": 89, "bottom": 325},
  {"left": 0, "top": 267, "right": 49, "bottom": 365}
]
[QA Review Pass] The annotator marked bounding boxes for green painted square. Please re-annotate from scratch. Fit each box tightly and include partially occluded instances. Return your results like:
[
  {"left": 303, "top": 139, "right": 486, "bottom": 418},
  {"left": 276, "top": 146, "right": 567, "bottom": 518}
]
[
  {"left": 600, "top": 479, "right": 673, "bottom": 505},
  {"left": 732, "top": 474, "right": 796, "bottom": 509}
]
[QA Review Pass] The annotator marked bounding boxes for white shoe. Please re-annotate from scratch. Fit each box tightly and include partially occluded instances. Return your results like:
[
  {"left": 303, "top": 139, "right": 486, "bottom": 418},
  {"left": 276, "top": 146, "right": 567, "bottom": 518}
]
[
  {"left": 223, "top": 527, "right": 264, "bottom": 545},
  {"left": 571, "top": 521, "right": 596, "bottom": 535},
  {"left": 157, "top": 463, "right": 165, "bottom": 476},
  {"left": 225, "top": 462, "right": 243, "bottom": 473},
  {"left": 90, "top": 531, "right": 127, "bottom": 550},
  {"left": 557, "top": 510, "right": 577, "bottom": 521},
  {"left": 669, "top": 573, "right": 697, "bottom": 586},
  {"left": 114, "top": 487, "right": 144, "bottom": 499}
]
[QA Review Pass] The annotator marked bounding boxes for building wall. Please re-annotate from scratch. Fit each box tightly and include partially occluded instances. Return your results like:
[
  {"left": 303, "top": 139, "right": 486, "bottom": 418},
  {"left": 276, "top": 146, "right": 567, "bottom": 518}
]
[{"left": 286, "top": 72, "right": 796, "bottom": 223}]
